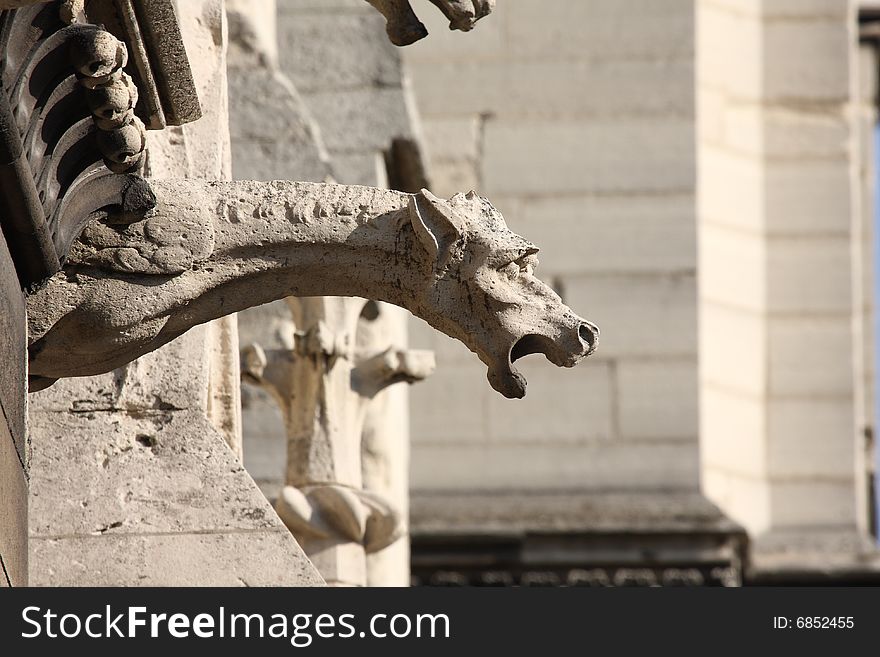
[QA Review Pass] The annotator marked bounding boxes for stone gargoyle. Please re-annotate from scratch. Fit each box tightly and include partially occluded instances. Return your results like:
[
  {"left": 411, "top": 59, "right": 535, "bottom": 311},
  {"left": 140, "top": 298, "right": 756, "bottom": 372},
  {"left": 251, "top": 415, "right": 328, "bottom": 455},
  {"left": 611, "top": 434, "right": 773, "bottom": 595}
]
[
  {"left": 26, "top": 181, "right": 599, "bottom": 398},
  {"left": 365, "top": 0, "right": 494, "bottom": 46}
]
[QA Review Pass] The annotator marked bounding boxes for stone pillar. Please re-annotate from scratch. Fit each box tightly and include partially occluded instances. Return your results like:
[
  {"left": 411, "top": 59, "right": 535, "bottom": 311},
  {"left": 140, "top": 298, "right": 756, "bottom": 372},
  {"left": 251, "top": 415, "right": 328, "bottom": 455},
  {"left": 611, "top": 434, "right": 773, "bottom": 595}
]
[
  {"left": 855, "top": 37, "right": 878, "bottom": 541},
  {"left": 0, "top": 230, "right": 27, "bottom": 586},
  {"left": 698, "top": 0, "right": 879, "bottom": 577},
  {"left": 242, "top": 297, "right": 433, "bottom": 586}
]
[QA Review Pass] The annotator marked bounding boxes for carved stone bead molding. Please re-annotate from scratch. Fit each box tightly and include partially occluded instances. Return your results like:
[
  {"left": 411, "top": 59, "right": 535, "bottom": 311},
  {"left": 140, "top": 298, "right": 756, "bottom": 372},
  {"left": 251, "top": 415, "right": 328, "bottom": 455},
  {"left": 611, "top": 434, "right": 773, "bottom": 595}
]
[
  {"left": 0, "top": 1, "right": 198, "bottom": 288},
  {"left": 69, "top": 29, "right": 146, "bottom": 173}
]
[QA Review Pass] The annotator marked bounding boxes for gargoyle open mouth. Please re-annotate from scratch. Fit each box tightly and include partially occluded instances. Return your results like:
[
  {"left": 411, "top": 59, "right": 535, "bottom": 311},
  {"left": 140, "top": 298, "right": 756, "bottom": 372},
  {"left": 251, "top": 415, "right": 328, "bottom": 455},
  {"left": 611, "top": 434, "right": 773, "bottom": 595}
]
[{"left": 488, "top": 324, "right": 599, "bottom": 399}]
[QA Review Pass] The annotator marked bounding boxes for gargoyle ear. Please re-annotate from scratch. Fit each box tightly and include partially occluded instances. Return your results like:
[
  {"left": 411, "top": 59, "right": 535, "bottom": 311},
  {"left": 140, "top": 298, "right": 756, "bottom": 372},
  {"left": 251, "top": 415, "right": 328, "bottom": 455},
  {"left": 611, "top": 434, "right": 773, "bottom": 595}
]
[{"left": 407, "top": 189, "right": 465, "bottom": 271}]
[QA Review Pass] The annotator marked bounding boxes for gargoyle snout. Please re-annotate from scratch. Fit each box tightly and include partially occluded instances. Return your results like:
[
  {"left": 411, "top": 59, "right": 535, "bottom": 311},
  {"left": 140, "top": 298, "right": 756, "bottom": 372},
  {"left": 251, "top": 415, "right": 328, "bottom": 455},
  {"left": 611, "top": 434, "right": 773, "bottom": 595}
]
[{"left": 578, "top": 321, "right": 600, "bottom": 357}]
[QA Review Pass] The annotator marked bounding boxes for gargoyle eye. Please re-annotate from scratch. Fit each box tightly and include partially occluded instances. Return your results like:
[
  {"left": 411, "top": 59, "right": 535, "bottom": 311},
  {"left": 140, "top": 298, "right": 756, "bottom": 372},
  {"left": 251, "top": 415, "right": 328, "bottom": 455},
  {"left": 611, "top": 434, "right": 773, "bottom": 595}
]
[
  {"left": 498, "top": 250, "right": 539, "bottom": 277},
  {"left": 516, "top": 252, "right": 539, "bottom": 274}
]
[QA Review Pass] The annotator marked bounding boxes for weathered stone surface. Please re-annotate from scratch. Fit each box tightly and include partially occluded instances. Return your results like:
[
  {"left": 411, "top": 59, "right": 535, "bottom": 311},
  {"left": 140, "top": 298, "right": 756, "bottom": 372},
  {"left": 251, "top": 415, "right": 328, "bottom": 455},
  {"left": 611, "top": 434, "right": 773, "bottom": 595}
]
[
  {"left": 30, "top": 531, "right": 322, "bottom": 586},
  {"left": 410, "top": 490, "right": 741, "bottom": 535},
  {"left": 0, "top": 233, "right": 25, "bottom": 463},
  {"left": 28, "top": 409, "right": 323, "bottom": 585},
  {"left": 0, "top": 230, "right": 27, "bottom": 587},
  {"left": 28, "top": 182, "right": 598, "bottom": 399},
  {"left": 277, "top": 10, "right": 404, "bottom": 92},
  {"left": 30, "top": 328, "right": 212, "bottom": 413},
  {"left": 751, "top": 528, "right": 880, "bottom": 584},
  {"left": 227, "top": 67, "right": 332, "bottom": 183},
  {"left": 0, "top": 417, "right": 27, "bottom": 587},
  {"left": 29, "top": 411, "right": 281, "bottom": 537},
  {"left": 303, "top": 88, "right": 413, "bottom": 154},
  {"left": 243, "top": 295, "right": 432, "bottom": 585}
]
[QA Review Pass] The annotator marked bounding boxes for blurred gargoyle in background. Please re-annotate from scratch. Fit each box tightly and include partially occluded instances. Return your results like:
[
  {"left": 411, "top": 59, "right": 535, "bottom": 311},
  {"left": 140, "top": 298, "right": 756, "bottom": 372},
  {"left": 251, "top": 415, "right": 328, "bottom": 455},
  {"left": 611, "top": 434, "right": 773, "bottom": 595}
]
[{"left": 364, "top": 0, "right": 494, "bottom": 45}]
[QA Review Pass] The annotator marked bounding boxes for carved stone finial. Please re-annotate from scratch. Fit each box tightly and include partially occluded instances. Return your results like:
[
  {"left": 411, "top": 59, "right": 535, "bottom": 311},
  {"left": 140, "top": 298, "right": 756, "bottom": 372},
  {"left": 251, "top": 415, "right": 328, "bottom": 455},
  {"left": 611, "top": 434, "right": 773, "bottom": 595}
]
[
  {"left": 70, "top": 28, "right": 146, "bottom": 174},
  {"left": 275, "top": 484, "right": 405, "bottom": 554}
]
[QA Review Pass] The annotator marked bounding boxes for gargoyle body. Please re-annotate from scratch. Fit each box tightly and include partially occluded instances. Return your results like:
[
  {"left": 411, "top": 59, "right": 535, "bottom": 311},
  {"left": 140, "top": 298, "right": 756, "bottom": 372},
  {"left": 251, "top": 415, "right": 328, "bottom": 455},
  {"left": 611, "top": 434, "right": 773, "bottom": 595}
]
[{"left": 27, "top": 181, "right": 598, "bottom": 398}]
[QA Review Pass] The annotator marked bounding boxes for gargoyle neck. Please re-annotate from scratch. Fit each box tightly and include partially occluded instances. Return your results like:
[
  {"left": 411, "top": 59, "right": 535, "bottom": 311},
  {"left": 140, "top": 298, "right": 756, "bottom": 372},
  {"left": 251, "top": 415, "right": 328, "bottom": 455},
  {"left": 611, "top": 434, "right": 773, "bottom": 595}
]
[{"left": 154, "top": 179, "right": 423, "bottom": 311}]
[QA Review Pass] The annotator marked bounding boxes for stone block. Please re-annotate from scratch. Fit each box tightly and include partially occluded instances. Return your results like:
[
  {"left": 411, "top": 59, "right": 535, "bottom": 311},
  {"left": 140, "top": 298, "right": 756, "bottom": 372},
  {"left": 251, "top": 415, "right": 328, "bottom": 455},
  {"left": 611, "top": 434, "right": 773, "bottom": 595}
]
[
  {"left": 305, "top": 87, "right": 412, "bottom": 153},
  {"left": 766, "top": 235, "right": 852, "bottom": 314},
  {"left": 506, "top": 0, "right": 693, "bottom": 62},
  {"left": 411, "top": 441, "right": 700, "bottom": 491},
  {"left": 482, "top": 118, "right": 695, "bottom": 196},
  {"left": 617, "top": 359, "right": 698, "bottom": 441},
  {"left": 508, "top": 195, "right": 696, "bottom": 276},
  {"left": 699, "top": 301, "right": 766, "bottom": 397},
  {"left": 769, "top": 479, "right": 858, "bottom": 529},
  {"left": 277, "top": 10, "right": 402, "bottom": 92},
  {"left": 700, "top": 385, "right": 767, "bottom": 478},
  {"left": 0, "top": 234, "right": 25, "bottom": 463},
  {"left": 30, "top": 327, "right": 213, "bottom": 414},
  {"left": 29, "top": 531, "right": 323, "bottom": 586},
  {"left": 565, "top": 273, "right": 697, "bottom": 359},
  {"left": 698, "top": 145, "right": 763, "bottom": 233},
  {"left": 766, "top": 398, "right": 856, "bottom": 479},
  {"left": 409, "top": 59, "right": 694, "bottom": 120},
  {"left": 423, "top": 159, "right": 479, "bottom": 198},
  {"left": 486, "top": 360, "right": 614, "bottom": 442},
  {"left": 697, "top": 2, "right": 762, "bottom": 98},
  {"left": 699, "top": 222, "right": 765, "bottom": 312},
  {"left": 767, "top": 316, "right": 854, "bottom": 397},
  {"left": 422, "top": 116, "right": 480, "bottom": 162},
  {"left": 697, "top": 86, "right": 725, "bottom": 146},
  {"left": 710, "top": 0, "right": 847, "bottom": 18},
  {"left": 329, "top": 152, "right": 386, "bottom": 186},
  {"left": 0, "top": 418, "right": 26, "bottom": 586},
  {"left": 410, "top": 358, "right": 489, "bottom": 443},
  {"left": 228, "top": 67, "right": 331, "bottom": 183},
  {"left": 28, "top": 411, "right": 287, "bottom": 538},
  {"left": 702, "top": 468, "right": 771, "bottom": 535},
  {"left": 763, "top": 160, "right": 851, "bottom": 236},
  {"left": 28, "top": 407, "right": 324, "bottom": 586},
  {"left": 408, "top": 315, "right": 477, "bottom": 365},
  {"left": 760, "top": 109, "right": 849, "bottom": 160},
  {"left": 763, "top": 19, "right": 850, "bottom": 102}
]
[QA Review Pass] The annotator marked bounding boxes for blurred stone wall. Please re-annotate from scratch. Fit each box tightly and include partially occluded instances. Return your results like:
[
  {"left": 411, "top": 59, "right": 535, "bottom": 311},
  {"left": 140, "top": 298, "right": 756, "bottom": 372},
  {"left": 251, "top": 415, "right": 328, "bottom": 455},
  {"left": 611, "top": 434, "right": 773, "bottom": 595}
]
[
  {"left": 402, "top": 0, "right": 700, "bottom": 493},
  {"left": 235, "top": 0, "right": 424, "bottom": 585},
  {"left": 698, "top": 0, "right": 878, "bottom": 575}
]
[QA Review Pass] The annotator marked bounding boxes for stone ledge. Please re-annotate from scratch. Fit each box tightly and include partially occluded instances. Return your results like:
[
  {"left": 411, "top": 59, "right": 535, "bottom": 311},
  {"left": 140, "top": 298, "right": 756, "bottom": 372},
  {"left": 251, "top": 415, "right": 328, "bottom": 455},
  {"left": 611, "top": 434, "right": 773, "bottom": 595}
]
[
  {"left": 749, "top": 528, "right": 880, "bottom": 584},
  {"left": 411, "top": 489, "right": 743, "bottom": 536},
  {"left": 30, "top": 531, "right": 323, "bottom": 586},
  {"left": 28, "top": 409, "right": 323, "bottom": 586},
  {"left": 410, "top": 490, "right": 747, "bottom": 587}
]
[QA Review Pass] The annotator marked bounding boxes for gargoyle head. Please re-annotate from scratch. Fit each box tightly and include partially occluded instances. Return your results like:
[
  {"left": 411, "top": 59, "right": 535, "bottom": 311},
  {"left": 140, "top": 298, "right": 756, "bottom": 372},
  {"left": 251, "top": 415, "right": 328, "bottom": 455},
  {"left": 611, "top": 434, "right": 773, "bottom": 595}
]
[{"left": 406, "top": 189, "right": 599, "bottom": 399}]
